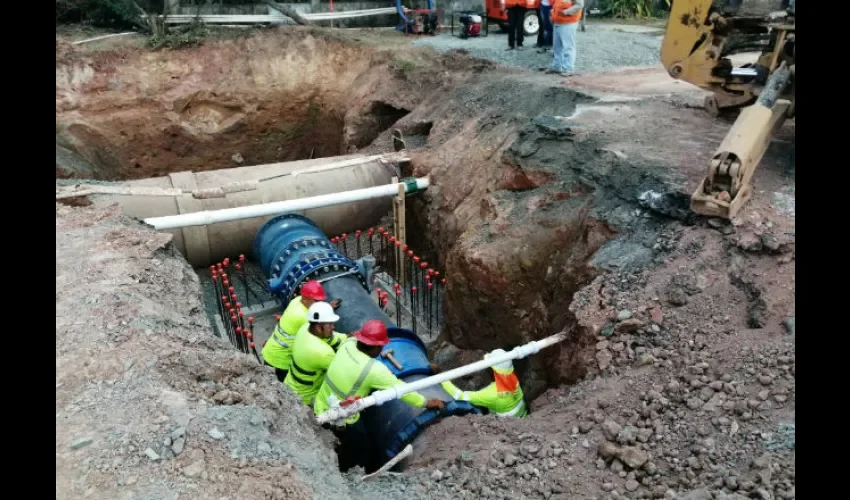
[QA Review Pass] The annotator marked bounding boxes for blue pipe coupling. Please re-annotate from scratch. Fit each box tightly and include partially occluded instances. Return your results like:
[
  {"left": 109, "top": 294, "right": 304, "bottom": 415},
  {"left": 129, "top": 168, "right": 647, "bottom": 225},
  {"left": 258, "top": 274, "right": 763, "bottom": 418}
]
[{"left": 253, "top": 213, "right": 369, "bottom": 304}]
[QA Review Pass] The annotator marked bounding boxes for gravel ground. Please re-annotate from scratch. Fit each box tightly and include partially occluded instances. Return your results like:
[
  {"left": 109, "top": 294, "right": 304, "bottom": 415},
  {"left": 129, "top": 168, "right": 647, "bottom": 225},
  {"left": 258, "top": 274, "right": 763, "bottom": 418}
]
[{"left": 411, "top": 24, "right": 664, "bottom": 72}]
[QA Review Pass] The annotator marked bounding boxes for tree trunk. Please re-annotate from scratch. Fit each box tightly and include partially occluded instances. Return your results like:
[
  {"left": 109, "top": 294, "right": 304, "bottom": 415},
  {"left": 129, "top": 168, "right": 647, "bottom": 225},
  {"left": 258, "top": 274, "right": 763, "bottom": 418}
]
[{"left": 263, "top": 1, "right": 313, "bottom": 25}]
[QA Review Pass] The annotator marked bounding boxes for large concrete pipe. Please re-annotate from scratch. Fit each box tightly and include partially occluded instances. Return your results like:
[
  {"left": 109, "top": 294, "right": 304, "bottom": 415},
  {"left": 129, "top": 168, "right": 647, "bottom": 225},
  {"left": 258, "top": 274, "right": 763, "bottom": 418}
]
[
  {"left": 253, "top": 213, "right": 481, "bottom": 472},
  {"left": 87, "top": 153, "right": 403, "bottom": 267}
]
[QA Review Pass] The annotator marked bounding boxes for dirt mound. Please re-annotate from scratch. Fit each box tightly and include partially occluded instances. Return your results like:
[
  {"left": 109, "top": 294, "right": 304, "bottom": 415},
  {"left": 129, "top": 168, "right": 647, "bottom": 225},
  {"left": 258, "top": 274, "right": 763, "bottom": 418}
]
[{"left": 56, "top": 202, "right": 481, "bottom": 499}]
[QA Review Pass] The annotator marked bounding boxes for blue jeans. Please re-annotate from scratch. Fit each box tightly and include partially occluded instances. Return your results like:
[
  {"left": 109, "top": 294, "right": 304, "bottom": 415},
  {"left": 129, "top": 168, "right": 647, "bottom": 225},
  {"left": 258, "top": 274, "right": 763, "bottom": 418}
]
[
  {"left": 552, "top": 22, "right": 578, "bottom": 72},
  {"left": 538, "top": 6, "right": 553, "bottom": 46}
]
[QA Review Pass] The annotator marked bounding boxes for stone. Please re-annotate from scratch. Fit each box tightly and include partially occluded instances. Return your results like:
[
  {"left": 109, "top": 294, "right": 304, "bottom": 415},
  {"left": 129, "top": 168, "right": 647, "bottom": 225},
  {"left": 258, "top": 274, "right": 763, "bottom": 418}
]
[
  {"left": 170, "top": 427, "right": 186, "bottom": 440},
  {"left": 207, "top": 428, "right": 225, "bottom": 440},
  {"left": 183, "top": 460, "right": 205, "bottom": 478},
  {"left": 616, "top": 319, "right": 643, "bottom": 334},
  {"left": 257, "top": 441, "right": 272, "bottom": 454},
  {"left": 597, "top": 350, "right": 614, "bottom": 371},
  {"left": 782, "top": 317, "right": 795, "bottom": 335},
  {"left": 504, "top": 453, "right": 518, "bottom": 467},
  {"left": 680, "top": 488, "right": 712, "bottom": 500},
  {"left": 638, "top": 354, "right": 657, "bottom": 367},
  {"left": 617, "top": 310, "right": 633, "bottom": 321},
  {"left": 601, "top": 323, "right": 616, "bottom": 337},
  {"left": 599, "top": 442, "right": 619, "bottom": 460},
  {"left": 144, "top": 448, "right": 160, "bottom": 461},
  {"left": 70, "top": 437, "right": 94, "bottom": 450},
  {"left": 650, "top": 307, "right": 663, "bottom": 324},
  {"left": 611, "top": 458, "right": 625, "bottom": 473},
  {"left": 579, "top": 421, "right": 595, "bottom": 434},
  {"left": 602, "top": 419, "right": 624, "bottom": 440},
  {"left": 625, "top": 479, "right": 640, "bottom": 492},
  {"left": 430, "top": 469, "right": 443, "bottom": 481},
  {"left": 602, "top": 482, "right": 616, "bottom": 492},
  {"left": 737, "top": 232, "right": 763, "bottom": 252},
  {"left": 171, "top": 437, "right": 185, "bottom": 455},
  {"left": 597, "top": 340, "right": 611, "bottom": 350},
  {"left": 617, "top": 427, "right": 636, "bottom": 445},
  {"left": 616, "top": 446, "right": 649, "bottom": 469},
  {"left": 687, "top": 398, "right": 704, "bottom": 410}
]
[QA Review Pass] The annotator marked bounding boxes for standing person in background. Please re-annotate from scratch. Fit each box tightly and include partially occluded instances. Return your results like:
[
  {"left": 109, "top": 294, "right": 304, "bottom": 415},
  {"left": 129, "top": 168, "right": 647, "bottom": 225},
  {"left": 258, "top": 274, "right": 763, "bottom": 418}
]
[
  {"left": 536, "top": 0, "right": 554, "bottom": 52},
  {"left": 547, "top": 0, "right": 583, "bottom": 75},
  {"left": 504, "top": 0, "right": 529, "bottom": 50}
]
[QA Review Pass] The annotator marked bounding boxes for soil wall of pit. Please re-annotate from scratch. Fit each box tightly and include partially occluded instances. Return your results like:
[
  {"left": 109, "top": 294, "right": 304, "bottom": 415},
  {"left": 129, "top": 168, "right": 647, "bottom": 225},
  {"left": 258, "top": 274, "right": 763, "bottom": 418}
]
[
  {"left": 56, "top": 28, "right": 478, "bottom": 180},
  {"left": 380, "top": 77, "right": 700, "bottom": 400}
]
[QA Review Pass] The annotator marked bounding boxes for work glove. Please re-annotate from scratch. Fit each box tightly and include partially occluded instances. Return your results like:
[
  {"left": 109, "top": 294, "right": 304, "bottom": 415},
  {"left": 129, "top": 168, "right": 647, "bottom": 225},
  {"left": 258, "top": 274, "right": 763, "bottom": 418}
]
[
  {"left": 425, "top": 399, "right": 446, "bottom": 411},
  {"left": 429, "top": 363, "right": 441, "bottom": 374}
]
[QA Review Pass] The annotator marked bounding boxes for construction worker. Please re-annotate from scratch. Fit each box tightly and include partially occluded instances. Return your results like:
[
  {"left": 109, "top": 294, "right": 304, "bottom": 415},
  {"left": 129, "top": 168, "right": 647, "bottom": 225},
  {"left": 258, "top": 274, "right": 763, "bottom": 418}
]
[
  {"left": 261, "top": 280, "right": 339, "bottom": 382},
  {"left": 314, "top": 320, "right": 446, "bottom": 471},
  {"left": 283, "top": 301, "right": 347, "bottom": 405},
  {"left": 440, "top": 349, "right": 528, "bottom": 418},
  {"left": 547, "top": 0, "right": 583, "bottom": 75}
]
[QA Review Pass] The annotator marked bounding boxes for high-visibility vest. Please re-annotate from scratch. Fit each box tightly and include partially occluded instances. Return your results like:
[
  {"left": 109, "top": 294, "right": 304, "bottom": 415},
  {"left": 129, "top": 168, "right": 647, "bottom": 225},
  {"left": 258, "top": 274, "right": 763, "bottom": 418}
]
[
  {"left": 260, "top": 296, "right": 308, "bottom": 370},
  {"left": 441, "top": 376, "right": 527, "bottom": 418},
  {"left": 314, "top": 339, "right": 427, "bottom": 426},
  {"left": 504, "top": 0, "right": 536, "bottom": 9},
  {"left": 551, "top": 0, "right": 582, "bottom": 24},
  {"left": 283, "top": 324, "right": 347, "bottom": 405}
]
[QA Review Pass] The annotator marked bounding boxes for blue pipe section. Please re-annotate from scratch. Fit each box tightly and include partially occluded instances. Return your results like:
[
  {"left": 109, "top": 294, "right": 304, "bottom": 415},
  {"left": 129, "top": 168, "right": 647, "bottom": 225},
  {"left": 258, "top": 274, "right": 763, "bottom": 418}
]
[
  {"left": 395, "top": 0, "right": 435, "bottom": 31},
  {"left": 253, "top": 213, "right": 481, "bottom": 470}
]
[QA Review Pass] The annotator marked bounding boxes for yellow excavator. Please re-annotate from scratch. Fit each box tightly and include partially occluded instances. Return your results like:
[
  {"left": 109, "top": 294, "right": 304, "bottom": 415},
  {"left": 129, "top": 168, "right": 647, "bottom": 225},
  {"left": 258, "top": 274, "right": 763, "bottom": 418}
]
[{"left": 660, "top": 0, "right": 795, "bottom": 219}]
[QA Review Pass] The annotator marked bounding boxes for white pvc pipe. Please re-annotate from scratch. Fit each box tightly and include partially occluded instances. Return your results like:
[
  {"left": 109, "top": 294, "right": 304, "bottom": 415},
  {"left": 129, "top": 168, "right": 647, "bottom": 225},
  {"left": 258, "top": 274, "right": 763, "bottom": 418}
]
[
  {"left": 144, "top": 177, "right": 430, "bottom": 230},
  {"left": 316, "top": 332, "right": 567, "bottom": 426}
]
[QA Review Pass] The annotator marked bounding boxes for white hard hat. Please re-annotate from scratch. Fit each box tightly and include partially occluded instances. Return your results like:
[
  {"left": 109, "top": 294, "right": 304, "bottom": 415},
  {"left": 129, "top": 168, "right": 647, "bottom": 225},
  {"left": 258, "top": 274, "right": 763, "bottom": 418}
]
[
  {"left": 484, "top": 348, "right": 513, "bottom": 371},
  {"left": 307, "top": 301, "right": 340, "bottom": 324}
]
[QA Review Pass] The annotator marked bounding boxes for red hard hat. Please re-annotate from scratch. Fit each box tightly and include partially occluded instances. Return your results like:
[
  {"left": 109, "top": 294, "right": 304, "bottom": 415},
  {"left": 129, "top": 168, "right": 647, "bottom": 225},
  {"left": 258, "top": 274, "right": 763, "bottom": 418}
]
[
  {"left": 354, "top": 320, "right": 390, "bottom": 346},
  {"left": 300, "top": 281, "right": 327, "bottom": 301}
]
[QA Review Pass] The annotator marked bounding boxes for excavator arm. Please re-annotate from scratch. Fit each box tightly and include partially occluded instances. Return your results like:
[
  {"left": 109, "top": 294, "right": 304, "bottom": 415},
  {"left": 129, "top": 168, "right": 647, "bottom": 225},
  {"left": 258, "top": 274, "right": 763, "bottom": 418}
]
[{"left": 660, "top": 0, "right": 795, "bottom": 218}]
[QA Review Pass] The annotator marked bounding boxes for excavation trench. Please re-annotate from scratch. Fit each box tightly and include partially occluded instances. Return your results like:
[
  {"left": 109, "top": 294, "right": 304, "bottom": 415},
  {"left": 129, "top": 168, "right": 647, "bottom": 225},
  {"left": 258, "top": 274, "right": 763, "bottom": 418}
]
[
  {"left": 55, "top": 28, "right": 669, "bottom": 475},
  {"left": 56, "top": 30, "right": 426, "bottom": 181}
]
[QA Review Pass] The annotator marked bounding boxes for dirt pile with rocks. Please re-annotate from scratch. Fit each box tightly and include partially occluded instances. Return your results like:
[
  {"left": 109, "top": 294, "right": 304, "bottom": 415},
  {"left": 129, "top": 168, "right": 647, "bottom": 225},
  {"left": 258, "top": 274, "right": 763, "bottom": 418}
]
[
  {"left": 55, "top": 203, "right": 476, "bottom": 500},
  {"left": 407, "top": 201, "right": 795, "bottom": 500}
]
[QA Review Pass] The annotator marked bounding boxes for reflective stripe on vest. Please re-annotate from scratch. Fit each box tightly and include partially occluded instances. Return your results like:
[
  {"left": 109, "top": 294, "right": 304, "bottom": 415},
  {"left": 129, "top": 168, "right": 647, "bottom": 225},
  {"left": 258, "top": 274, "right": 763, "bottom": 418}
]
[
  {"left": 288, "top": 359, "right": 317, "bottom": 387},
  {"left": 451, "top": 387, "right": 526, "bottom": 417},
  {"left": 494, "top": 399, "right": 527, "bottom": 417},
  {"left": 325, "top": 356, "right": 375, "bottom": 401},
  {"left": 327, "top": 335, "right": 342, "bottom": 352},
  {"left": 273, "top": 323, "right": 295, "bottom": 344}
]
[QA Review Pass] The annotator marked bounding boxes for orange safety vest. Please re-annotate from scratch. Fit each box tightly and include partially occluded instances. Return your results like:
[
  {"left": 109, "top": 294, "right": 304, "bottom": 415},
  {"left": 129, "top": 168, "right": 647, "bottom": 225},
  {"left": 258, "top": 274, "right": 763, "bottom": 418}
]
[
  {"left": 550, "top": 0, "right": 582, "bottom": 24},
  {"left": 504, "top": 0, "right": 536, "bottom": 8}
]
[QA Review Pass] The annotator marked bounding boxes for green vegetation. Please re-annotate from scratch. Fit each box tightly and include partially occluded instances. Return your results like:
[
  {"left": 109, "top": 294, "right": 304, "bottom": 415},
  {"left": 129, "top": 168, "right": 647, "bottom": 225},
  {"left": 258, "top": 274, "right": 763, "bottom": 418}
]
[
  {"left": 599, "top": 0, "right": 671, "bottom": 19},
  {"left": 389, "top": 57, "right": 417, "bottom": 74}
]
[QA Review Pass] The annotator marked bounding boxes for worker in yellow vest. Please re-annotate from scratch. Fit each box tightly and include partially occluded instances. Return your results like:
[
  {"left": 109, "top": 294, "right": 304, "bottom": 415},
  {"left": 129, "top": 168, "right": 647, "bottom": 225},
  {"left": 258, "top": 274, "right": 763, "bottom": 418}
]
[
  {"left": 440, "top": 349, "right": 528, "bottom": 417},
  {"left": 314, "top": 320, "right": 445, "bottom": 471},
  {"left": 284, "top": 301, "right": 347, "bottom": 405},
  {"left": 261, "top": 280, "right": 339, "bottom": 382}
]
